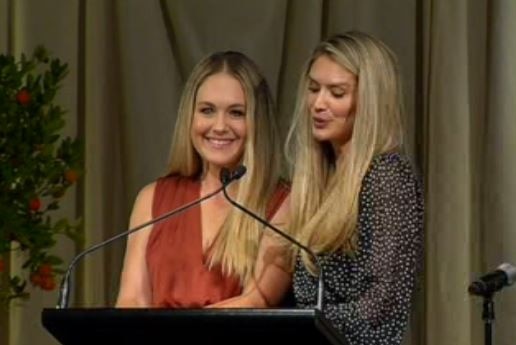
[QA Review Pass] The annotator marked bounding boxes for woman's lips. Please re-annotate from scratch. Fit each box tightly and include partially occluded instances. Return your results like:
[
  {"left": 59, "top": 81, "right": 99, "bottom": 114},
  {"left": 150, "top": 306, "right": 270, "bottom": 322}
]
[
  {"left": 205, "top": 137, "right": 234, "bottom": 148},
  {"left": 312, "top": 117, "right": 329, "bottom": 129}
]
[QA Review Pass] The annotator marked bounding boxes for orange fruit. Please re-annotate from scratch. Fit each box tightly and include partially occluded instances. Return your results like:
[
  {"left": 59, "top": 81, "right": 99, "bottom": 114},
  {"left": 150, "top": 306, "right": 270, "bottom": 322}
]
[
  {"left": 65, "top": 170, "right": 79, "bottom": 184},
  {"left": 16, "top": 89, "right": 31, "bottom": 106},
  {"left": 38, "top": 264, "right": 53, "bottom": 276},
  {"left": 29, "top": 198, "right": 41, "bottom": 211}
]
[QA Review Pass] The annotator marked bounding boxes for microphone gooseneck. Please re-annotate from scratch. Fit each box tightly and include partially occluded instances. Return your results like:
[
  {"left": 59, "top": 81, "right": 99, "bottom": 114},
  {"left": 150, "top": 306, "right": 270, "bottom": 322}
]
[
  {"left": 220, "top": 168, "right": 232, "bottom": 185},
  {"left": 220, "top": 166, "right": 325, "bottom": 311},
  {"left": 57, "top": 173, "right": 240, "bottom": 309}
]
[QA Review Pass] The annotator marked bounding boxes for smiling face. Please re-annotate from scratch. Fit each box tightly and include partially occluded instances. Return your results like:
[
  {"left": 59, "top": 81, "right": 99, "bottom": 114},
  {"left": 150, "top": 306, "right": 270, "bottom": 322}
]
[
  {"left": 307, "top": 54, "right": 358, "bottom": 154},
  {"left": 191, "top": 72, "right": 247, "bottom": 173}
]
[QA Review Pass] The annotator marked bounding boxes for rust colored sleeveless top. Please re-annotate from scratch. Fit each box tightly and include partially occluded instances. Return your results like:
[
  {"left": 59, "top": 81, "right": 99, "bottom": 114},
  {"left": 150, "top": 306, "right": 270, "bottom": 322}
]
[{"left": 146, "top": 175, "right": 289, "bottom": 308}]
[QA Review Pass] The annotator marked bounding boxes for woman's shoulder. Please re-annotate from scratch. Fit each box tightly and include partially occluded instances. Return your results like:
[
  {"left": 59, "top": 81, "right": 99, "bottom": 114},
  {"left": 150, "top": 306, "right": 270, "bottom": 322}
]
[
  {"left": 134, "top": 175, "right": 185, "bottom": 204},
  {"left": 368, "top": 151, "right": 418, "bottom": 177},
  {"left": 135, "top": 181, "right": 157, "bottom": 204},
  {"left": 156, "top": 173, "right": 193, "bottom": 184},
  {"left": 154, "top": 174, "right": 198, "bottom": 192},
  {"left": 134, "top": 175, "right": 195, "bottom": 203},
  {"left": 134, "top": 176, "right": 174, "bottom": 203},
  {"left": 363, "top": 151, "right": 422, "bottom": 191}
]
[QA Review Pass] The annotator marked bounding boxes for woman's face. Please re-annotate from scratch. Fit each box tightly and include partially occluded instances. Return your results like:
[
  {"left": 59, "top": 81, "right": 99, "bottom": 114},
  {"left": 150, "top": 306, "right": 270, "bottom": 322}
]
[
  {"left": 307, "top": 54, "right": 357, "bottom": 153},
  {"left": 191, "top": 72, "right": 247, "bottom": 173}
]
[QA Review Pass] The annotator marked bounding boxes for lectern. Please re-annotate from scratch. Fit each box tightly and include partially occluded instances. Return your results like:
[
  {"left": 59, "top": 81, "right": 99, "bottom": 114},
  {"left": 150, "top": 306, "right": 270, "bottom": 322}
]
[{"left": 42, "top": 308, "right": 348, "bottom": 345}]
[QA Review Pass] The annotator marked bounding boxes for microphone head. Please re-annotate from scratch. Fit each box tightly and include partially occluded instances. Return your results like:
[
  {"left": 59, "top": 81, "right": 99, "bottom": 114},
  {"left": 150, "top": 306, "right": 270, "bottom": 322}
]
[
  {"left": 220, "top": 168, "right": 232, "bottom": 185},
  {"left": 468, "top": 263, "right": 516, "bottom": 296},
  {"left": 468, "top": 281, "right": 485, "bottom": 296},
  {"left": 232, "top": 165, "right": 247, "bottom": 180},
  {"left": 219, "top": 166, "right": 247, "bottom": 185},
  {"left": 498, "top": 263, "right": 516, "bottom": 285}
]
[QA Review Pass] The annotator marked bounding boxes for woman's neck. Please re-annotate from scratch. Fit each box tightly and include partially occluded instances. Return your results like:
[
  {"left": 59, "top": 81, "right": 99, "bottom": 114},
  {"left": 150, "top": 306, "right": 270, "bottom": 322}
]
[
  {"left": 201, "top": 166, "right": 239, "bottom": 199},
  {"left": 333, "top": 140, "right": 351, "bottom": 159},
  {"left": 202, "top": 167, "right": 223, "bottom": 189}
]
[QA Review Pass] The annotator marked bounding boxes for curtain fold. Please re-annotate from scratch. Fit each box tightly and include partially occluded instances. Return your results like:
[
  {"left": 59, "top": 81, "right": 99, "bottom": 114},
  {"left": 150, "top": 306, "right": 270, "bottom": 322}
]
[
  {"left": 423, "top": 0, "right": 481, "bottom": 342},
  {"left": 421, "top": 0, "right": 512, "bottom": 344},
  {"left": 481, "top": 2, "right": 516, "bottom": 344},
  {"left": 80, "top": 0, "right": 126, "bottom": 308}
]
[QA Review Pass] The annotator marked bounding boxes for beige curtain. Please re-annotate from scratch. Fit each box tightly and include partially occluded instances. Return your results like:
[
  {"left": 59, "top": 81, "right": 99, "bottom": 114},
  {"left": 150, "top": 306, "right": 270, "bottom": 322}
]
[
  {"left": 423, "top": 1, "right": 516, "bottom": 345},
  {"left": 483, "top": 2, "right": 516, "bottom": 342},
  {"left": 1, "top": 0, "right": 515, "bottom": 344}
]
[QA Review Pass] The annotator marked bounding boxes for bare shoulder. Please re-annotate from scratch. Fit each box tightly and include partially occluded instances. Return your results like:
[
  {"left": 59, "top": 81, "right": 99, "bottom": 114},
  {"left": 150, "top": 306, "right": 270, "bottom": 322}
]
[
  {"left": 135, "top": 182, "right": 157, "bottom": 205},
  {"left": 129, "top": 181, "right": 157, "bottom": 231}
]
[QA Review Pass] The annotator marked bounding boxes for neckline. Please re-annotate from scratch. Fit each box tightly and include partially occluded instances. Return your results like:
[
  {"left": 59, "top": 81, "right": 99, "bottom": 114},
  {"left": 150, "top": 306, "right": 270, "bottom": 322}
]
[{"left": 195, "top": 179, "right": 222, "bottom": 262}]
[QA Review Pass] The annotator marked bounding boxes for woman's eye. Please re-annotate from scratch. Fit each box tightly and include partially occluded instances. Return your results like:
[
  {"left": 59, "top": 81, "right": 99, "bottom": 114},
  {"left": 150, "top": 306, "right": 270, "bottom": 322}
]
[
  {"left": 331, "top": 88, "right": 346, "bottom": 98},
  {"left": 230, "top": 109, "right": 245, "bottom": 117},
  {"left": 199, "top": 107, "right": 214, "bottom": 115},
  {"left": 308, "top": 87, "right": 319, "bottom": 94}
]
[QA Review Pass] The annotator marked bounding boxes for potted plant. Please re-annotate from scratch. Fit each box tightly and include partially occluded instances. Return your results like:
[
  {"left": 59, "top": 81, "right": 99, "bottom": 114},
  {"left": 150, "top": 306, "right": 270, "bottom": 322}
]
[{"left": 0, "top": 46, "right": 83, "bottom": 305}]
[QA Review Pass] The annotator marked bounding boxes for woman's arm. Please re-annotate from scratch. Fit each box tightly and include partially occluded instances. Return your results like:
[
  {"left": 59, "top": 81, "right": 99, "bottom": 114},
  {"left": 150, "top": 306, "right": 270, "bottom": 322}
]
[
  {"left": 207, "top": 196, "right": 292, "bottom": 308},
  {"left": 324, "top": 155, "right": 424, "bottom": 341},
  {"left": 115, "top": 183, "right": 156, "bottom": 307}
]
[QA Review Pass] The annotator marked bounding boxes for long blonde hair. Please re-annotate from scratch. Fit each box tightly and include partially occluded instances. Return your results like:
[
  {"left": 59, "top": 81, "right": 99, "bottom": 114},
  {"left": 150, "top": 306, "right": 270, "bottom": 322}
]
[
  {"left": 167, "top": 51, "right": 282, "bottom": 284},
  {"left": 286, "top": 31, "right": 404, "bottom": 272}
]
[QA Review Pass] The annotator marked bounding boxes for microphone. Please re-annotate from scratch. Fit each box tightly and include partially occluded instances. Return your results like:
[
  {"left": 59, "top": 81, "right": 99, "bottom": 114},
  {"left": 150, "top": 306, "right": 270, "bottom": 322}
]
[
  {"left": 56, "top": 172, "right": 244, "bottom": 309},
  {"left": 468, "top": 263, "right": 516, "bottom": 297},
  {"left": 220, "top": 165, "right": 246, "bottom": 185},
  {"left": 220, "top": 166, "right": 325, "bottom": 311}
]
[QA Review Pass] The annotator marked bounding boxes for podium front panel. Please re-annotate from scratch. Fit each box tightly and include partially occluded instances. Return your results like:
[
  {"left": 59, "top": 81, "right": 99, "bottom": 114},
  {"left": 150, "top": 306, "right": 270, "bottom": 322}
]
[{"left": 42, "top": 308, "right": 348, "bottom": 345}]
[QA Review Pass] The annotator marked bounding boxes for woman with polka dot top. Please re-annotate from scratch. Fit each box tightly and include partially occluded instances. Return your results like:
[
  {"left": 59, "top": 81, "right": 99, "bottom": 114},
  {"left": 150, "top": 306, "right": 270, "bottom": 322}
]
[{"left": 285, "top": 31, "right": 424, "bottom": 345}]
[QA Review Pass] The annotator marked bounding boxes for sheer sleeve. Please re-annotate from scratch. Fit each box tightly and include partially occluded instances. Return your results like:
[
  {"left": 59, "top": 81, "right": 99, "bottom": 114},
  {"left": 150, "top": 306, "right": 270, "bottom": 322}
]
[{"left": 325, "top": 154, "right": 424, "bottom": 344}]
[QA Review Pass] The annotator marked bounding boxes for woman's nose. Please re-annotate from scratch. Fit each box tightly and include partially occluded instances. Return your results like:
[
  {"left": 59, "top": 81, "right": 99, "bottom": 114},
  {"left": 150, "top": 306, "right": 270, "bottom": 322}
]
[
  {"left": 212, "top": 112, "right": 228, "bottom": 131},
  {"left": 312, "top": 90, "right": 328, "bottom": 112}
]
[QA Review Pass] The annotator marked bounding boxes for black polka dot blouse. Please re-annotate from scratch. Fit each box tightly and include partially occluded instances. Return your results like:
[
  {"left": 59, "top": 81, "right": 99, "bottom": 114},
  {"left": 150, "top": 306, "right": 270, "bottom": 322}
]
[{"left": 293, "top": 152, "right": 424, "bottom": 345}]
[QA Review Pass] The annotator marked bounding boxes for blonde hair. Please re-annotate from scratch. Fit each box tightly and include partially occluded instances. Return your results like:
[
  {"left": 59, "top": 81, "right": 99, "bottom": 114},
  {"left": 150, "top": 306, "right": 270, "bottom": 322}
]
[
  {"left": 286, "top": 31, "right": 404, "bottom": 272},
  {"left": 167, "top": 51, "right": 282, "bottom": 284}
]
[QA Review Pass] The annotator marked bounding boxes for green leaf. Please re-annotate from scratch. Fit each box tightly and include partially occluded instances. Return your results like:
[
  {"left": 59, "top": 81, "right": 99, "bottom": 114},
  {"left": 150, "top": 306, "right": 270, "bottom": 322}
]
[{"left": 45, "top": 255, "right": 63, "bottom": 266}]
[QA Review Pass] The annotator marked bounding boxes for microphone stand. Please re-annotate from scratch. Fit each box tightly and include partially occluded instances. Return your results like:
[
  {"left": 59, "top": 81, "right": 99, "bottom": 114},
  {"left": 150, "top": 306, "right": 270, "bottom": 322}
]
[
  {"left": 220, "top": 167, "right": 324, "bottom": 311},
  {"left": 482, "top": 293, "right": 494, "bottom": 345},
  {"left": 469, "top": 262, "right": 516, "bottom": 345},
  {"left": 56, "top": 183, "right": 228, "bottom": 309}
]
